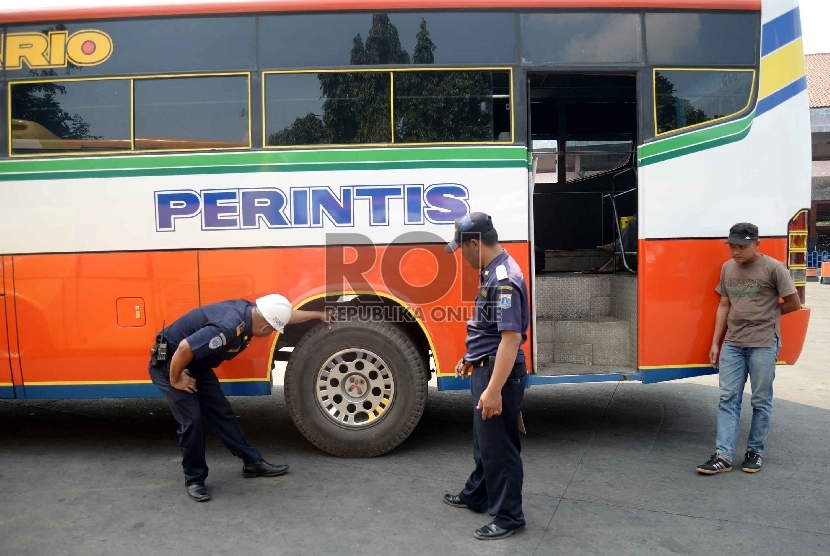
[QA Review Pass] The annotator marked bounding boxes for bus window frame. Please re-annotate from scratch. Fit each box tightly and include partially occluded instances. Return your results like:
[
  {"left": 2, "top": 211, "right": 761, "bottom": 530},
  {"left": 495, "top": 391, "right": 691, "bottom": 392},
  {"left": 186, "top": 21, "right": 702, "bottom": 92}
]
[
  {"left": 7, "top": 71, "right": 253, "bottom": 158},
  {"left": 651, "top": 67, "right": 756, "bottom": 138},
  {"left": 262, "top": 66, "right": 514, "bottom": 150}
]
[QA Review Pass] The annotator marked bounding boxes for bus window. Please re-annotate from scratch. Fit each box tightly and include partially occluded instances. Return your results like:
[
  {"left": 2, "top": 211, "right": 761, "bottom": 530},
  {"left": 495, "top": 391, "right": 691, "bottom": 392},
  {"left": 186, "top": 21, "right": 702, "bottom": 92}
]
[
  {"left": 645, "top": 12, "right": 759, "bottom": 66},
  {"left": 264, "top": 71, "right": 391, "bottom": 147},
  {"left": 654, "top": 70, "right": 755, "bottom": 135},
  {"left": 565, "top": 141, "right": 633, "bottom": 182},
  {"left": 258, "top": 12, "right": 515, "bottom": 69},
  {"left": 10, "top": 79, "right": 131, "bottom": 155},
  {"left": 520, "top": 13, "right": 641, "bottom": 65},
  {"left": 134, "top": 75, "right": 251, "bottom": 151},
  {"left": 393, "top": 70, "right": 511, "bottom": 144}
]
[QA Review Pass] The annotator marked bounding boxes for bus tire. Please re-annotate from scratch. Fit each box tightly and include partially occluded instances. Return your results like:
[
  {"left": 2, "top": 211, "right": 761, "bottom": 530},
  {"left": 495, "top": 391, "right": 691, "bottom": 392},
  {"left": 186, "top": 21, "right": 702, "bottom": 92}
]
[{"left": 284, "top": 320, "right": 428, "bottom": 457}]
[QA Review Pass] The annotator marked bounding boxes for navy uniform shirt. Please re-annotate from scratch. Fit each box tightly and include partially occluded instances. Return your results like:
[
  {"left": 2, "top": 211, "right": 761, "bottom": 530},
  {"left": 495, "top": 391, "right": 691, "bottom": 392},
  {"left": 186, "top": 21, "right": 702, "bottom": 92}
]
[
  {"left": 464, "top": 250, "right": 529, "bottom": 367},
  {"left": 158, "top": 299, "right": 254, "bottom": 370}
]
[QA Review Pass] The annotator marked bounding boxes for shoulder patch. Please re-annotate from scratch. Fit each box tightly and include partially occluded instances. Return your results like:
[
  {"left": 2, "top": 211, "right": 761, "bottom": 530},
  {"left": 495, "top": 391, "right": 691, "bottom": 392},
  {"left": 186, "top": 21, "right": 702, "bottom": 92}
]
[
  {"left": 499, "top": 293, "right": 512, "bottom": 308},
  {"left": 498, "top": 285, "right": 513, "bottom": 291},
  {"left": 495, "top": 264, "right": 508, "bottom": 281},
  {"left": 209, "top": 336, "right": 223, "bottom": 350},
  {"left": 236, "top": 322, "right": 245, "bottom": 337}
]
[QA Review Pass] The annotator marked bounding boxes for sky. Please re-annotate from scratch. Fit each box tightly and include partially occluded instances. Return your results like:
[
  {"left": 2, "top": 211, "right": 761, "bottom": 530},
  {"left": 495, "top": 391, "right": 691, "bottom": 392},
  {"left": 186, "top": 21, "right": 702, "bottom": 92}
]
[{"left": 800, "top": 0, "right": 830, "bottom": 55}]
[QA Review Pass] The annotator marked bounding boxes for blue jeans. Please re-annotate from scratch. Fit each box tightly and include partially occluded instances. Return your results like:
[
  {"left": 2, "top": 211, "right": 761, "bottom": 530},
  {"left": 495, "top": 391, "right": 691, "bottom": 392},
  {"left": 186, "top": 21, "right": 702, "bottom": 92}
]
[{"left": 715, "top": 334, "right": 780, "bottom": 462}]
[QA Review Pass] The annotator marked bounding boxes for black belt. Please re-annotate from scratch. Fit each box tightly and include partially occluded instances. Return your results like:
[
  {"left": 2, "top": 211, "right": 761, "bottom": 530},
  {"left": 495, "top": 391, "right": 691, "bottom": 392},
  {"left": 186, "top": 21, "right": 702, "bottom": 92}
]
[{"left": 469, "top": 355, "right": 496, "bottom": 368}]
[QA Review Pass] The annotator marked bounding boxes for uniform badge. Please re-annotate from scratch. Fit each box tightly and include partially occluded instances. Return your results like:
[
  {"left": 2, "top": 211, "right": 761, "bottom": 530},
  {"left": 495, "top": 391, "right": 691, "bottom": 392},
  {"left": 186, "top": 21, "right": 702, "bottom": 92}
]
[
  {"left": 209, "top": 336, "right": 223, "bottom": 349},
  {"left": 236, "top": 322, "right": 245, "bottom": 337},
  {"left": 500, "top": 293, "right": 512, "bottom": 309},
  {"left": 481, "top": 288, "right": 487, "bottom": 298}
]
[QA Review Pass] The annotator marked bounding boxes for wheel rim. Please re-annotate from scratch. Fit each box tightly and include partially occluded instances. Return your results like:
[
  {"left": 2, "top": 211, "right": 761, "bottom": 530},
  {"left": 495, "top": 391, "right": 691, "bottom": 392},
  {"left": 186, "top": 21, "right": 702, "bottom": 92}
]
[{"left": 315, "top": 348, "right": 395, "bottom": 429}]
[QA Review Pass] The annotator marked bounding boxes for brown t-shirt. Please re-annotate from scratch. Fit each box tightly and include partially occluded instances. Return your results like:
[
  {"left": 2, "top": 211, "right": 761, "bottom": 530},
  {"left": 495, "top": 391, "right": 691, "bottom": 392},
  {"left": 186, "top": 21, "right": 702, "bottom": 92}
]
[{"left": 715, "top": 253, "right": 797, "bottom": 347}]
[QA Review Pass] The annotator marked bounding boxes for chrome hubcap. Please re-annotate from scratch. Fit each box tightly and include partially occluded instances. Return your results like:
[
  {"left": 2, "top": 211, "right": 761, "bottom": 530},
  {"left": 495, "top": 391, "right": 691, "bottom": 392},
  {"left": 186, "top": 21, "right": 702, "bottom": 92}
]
[{"left": 315, "top": 348, "right": 395, "bottom": 428}]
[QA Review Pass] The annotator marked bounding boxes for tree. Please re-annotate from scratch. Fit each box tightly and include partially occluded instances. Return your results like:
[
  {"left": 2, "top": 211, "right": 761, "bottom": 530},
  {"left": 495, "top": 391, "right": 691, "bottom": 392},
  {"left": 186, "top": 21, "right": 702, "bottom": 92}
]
[
  {"left": 267, "top": 15, "right": 496, "bottom": 146},
  {"left": 655, "top": 73, "right": 709, "bottom": 134},
  {"left": 11, "top": 25, "right": 99, "bottom": 141}
]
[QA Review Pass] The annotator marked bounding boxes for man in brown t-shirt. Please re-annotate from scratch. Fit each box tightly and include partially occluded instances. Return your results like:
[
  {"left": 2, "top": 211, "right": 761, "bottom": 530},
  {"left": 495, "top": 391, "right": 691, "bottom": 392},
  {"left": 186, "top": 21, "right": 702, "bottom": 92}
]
[{"left": 696, "top": 223, "right": 801, "bottom": 475}]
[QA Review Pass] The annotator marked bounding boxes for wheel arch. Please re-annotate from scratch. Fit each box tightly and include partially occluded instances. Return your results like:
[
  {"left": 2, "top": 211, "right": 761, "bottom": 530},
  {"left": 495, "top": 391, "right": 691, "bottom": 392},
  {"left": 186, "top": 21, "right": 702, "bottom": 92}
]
[{"left": 267, "top": 290, "right": 438, "bottom": 379}]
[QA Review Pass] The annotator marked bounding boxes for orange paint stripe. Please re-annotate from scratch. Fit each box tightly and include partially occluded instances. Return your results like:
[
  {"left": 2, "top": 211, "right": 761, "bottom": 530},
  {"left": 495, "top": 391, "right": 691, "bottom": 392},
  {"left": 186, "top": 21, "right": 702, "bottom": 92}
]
[{"left": 1, "top": 0, "right": 761, "bottom": 24}]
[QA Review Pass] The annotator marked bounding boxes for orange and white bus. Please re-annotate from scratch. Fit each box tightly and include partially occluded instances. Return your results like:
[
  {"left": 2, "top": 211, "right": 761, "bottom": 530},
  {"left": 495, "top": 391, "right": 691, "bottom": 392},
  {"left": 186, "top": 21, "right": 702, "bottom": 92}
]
[{"left": 0, "top": 0, "right": 812, "bottom": 457}]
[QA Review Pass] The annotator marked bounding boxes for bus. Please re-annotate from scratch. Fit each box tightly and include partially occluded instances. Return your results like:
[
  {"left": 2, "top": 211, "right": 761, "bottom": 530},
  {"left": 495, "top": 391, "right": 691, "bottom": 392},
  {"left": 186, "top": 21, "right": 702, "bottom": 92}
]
[{"left": 0, "top": 0, "right": 812, "bottom": 457}]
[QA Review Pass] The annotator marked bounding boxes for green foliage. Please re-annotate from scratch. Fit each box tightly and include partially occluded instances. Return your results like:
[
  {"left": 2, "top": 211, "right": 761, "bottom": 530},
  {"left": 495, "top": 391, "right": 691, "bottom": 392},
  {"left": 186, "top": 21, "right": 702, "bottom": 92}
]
[
  {"left": 267, "top": 15, "right": 495, "bottom": 146},
  {"left": 11, "top": 25, "right": 100, "bottom": 141},
  {"left": 655, "top": 73, "right": 710, "bottom": 134}
]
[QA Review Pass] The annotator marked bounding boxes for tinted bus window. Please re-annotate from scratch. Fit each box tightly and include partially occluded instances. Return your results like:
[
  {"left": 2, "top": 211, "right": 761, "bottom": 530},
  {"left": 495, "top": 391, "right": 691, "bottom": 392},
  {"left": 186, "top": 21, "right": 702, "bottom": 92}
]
[
  {"left": 393, "top": 70, "right": 511, "bottom": 143},
  {"left": 654, "top": 70, "right": 754, "bottom": 135},
  {"left": 520, "top": 13, "right": 641, "bottom": 64},
  {"left": 134, "top": 75, "right": 250, "bottom": 150},
  {"left": 5, "top": 17, "right": 256, "bottom": 78},
  {"left": 645, "top": 13, "right": 759, "bottom": 66},
  {"left": 265, "top": 72, "right": 391, "bottom": 146},
  {"left": 259, "top": 12, "right": 516, "bottom": 68},
  {"left": 10, "top": 79, "right": 131, "bottom": 155}
]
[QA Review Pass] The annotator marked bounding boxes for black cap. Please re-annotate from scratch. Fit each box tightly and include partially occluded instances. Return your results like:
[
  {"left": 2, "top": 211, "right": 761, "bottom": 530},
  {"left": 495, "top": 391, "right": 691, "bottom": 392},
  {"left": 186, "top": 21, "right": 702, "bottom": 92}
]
[
  {"left": 726, "top": 222, "right": 759, "bottom": 246},
  {"left": 445, "top": 212, "right": 495, "bottom": 253}
]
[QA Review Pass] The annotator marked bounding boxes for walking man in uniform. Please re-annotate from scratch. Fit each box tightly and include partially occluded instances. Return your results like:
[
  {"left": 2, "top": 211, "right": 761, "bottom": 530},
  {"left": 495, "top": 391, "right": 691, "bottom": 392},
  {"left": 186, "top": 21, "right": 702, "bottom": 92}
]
[
  {"left": 696, "top": 223, "right": 801, "bottom": 475},
  {"left": 149, "top": 294, "right": 332, "bottom": 501},
  {"left": 442, "top": 212, "right": 530, "bottom": 540}
]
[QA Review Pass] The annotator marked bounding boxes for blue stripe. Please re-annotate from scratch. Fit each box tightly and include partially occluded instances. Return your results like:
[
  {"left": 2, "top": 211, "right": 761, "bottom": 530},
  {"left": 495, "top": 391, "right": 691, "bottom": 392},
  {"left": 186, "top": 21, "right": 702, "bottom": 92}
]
[
  {"left": 437, "top": 376, "right": 470, "bottom": 391},
  {"left": 757, "top": 75, "right": 808, "bottom": 117},
  {"left": 437, "top": 375, "right": 532, "bottom": 391},
  {"left": 528, "top": 372, "right": 641, "bottom": 385},
  {"left": 0, "top": 385, "right": 15, "bottom": 399},
  {"left": 640, "top": 366, "right": 716, "bottom": 384},
  {"left": 20, "top": 381, "right": 270, "bottom": 399},
  {"left": 762, "top": 7, "right": 802, "bottom": 56}
]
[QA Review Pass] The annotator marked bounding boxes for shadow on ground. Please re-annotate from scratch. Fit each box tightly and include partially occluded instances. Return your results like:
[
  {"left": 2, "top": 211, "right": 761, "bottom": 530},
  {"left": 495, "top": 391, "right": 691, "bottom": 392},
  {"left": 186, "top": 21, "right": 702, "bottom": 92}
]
[{"left": 1, "top": 379, "right": 828, "bottom": 556}]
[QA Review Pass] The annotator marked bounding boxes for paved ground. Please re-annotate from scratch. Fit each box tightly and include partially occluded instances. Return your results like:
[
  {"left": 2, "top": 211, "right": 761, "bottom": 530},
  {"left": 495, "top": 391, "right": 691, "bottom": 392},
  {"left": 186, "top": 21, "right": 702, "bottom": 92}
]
[{"left": 1, "top": 284, "right": 828, "bottom": 556}]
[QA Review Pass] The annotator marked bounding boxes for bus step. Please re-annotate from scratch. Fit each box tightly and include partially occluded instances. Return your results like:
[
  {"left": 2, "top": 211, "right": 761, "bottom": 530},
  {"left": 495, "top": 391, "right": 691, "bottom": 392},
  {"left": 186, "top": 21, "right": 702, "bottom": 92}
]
[{"left": 535, "top": 363, "right": 636, "bottom": 377}]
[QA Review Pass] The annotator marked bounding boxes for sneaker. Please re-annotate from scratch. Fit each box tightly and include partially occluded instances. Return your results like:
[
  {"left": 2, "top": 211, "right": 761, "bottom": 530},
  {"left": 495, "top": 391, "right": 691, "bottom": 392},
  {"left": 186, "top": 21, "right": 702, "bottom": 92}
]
[
  {"left": 741, "top": 450, "right": 763, "bottom": 473},
  {"left": 696, "top": 454, "right": 732, "bottom": 474}
]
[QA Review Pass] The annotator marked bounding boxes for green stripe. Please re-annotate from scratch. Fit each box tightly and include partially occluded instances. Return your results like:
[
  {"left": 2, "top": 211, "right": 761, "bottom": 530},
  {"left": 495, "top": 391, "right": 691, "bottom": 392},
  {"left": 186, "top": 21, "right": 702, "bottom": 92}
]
[
  {"left": 0, "top": 145, "right": 526, "bottom": 178},
  {"left": 637, "top": 111, "right": 755, "bottom": 165},
  {"left": 638, "top": 122, "right": 753, "bottom": 167},
  {"left": 0, "top": 158, "right": 527, "bottom": 182}
]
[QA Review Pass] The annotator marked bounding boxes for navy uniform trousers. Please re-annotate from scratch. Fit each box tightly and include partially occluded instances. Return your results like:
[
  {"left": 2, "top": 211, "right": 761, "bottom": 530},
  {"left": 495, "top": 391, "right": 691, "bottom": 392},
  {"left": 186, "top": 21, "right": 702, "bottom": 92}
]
[
  {"left": 149, "top": 363, "right": 262, "bottom": 485},
  {"left": 459, "top": 361, "right": 527, "bottom": 530}
]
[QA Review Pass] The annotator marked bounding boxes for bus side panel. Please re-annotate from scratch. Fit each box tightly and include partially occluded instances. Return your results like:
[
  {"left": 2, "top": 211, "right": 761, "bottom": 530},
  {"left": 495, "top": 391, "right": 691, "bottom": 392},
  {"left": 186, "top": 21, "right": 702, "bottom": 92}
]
[
  {"left": 639, "top": 237, "right": 793, "bottom": 382},
  {"left": 198, "top": 243, "right": 532, "bottom": 381},
  {"left": 13, "top": 251, "right": 199, "bottom": 397}
]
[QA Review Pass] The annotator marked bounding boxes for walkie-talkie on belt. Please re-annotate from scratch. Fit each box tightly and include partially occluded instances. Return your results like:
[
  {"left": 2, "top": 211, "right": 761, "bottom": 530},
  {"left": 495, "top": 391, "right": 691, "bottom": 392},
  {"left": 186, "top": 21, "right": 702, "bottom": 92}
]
[
  {"left": 150, "top": 320, "right": 168, "bottom": 367},
  {"left": 157, "top": 320, "right": 168, "bottom": 362}
]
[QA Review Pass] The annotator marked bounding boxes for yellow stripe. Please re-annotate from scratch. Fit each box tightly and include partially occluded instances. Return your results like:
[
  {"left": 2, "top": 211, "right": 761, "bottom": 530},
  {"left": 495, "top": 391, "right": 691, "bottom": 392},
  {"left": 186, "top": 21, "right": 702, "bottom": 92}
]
[
  {"left": 759, "top": 38, "right": 806, "bottom": 99},
  {"left": 638, "top": 364, "right": 710, "bottom": 370},
  {"left": 0, "top": 382, "right": 13, "bottom": 387}
]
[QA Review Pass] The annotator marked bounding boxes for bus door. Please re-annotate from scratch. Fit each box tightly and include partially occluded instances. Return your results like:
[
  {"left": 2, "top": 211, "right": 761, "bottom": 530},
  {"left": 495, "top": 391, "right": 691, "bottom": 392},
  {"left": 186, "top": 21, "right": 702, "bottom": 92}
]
[{"left": 527, "top": 73, "right": 639, "bottom": 383}]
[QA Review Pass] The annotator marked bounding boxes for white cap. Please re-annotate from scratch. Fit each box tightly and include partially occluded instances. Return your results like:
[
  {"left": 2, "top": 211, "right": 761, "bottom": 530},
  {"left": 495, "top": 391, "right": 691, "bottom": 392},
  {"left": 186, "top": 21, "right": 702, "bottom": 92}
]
[{"left": 255, "top": 294, "right": 292, "bottom": 333}]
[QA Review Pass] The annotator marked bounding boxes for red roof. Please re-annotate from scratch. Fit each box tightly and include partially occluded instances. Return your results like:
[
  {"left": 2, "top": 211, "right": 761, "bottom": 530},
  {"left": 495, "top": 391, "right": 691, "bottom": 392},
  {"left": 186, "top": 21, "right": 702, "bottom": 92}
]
[{"left": 806, "top": 53, "right": 830, "bottom": 109}]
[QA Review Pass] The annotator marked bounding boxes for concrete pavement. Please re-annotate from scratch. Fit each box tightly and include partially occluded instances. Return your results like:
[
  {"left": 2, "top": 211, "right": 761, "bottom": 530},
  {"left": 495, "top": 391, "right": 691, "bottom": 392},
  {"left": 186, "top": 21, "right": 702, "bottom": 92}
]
[{"left": 0, "top": 283, "right": 828, "bottom": 556}]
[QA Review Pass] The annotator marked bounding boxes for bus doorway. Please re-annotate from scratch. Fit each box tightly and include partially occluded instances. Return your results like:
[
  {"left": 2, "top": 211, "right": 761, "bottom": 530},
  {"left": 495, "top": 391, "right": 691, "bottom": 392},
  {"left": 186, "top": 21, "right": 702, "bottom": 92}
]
[{"left": 529, "top": 73, "right": 639, "bottom": 379}]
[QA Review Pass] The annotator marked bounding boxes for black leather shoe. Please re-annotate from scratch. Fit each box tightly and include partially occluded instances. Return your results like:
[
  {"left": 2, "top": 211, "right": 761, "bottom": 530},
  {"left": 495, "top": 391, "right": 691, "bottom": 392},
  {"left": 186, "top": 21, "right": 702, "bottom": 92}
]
[
  {"left": 443, "top": 493, "right": 469, "bottom": 508},
  {"left": 243, "top": 459, "right": 289, "bottom": 478},
  {"left": 473, "top": 522, "right": 523, "bottom": 540},
  {"left": 186, "top": 482, "right": 211, "bottom": 502}
]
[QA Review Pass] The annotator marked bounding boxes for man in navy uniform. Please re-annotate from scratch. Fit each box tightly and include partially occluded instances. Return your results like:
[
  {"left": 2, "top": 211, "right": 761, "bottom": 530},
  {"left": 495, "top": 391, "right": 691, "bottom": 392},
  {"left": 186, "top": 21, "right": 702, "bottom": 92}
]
[
  {"left": 442, "top": 212, "right": 530, "bottom": 540},
  {"left": 149, "top": 294, "right": 331, "bottom": 502}
]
